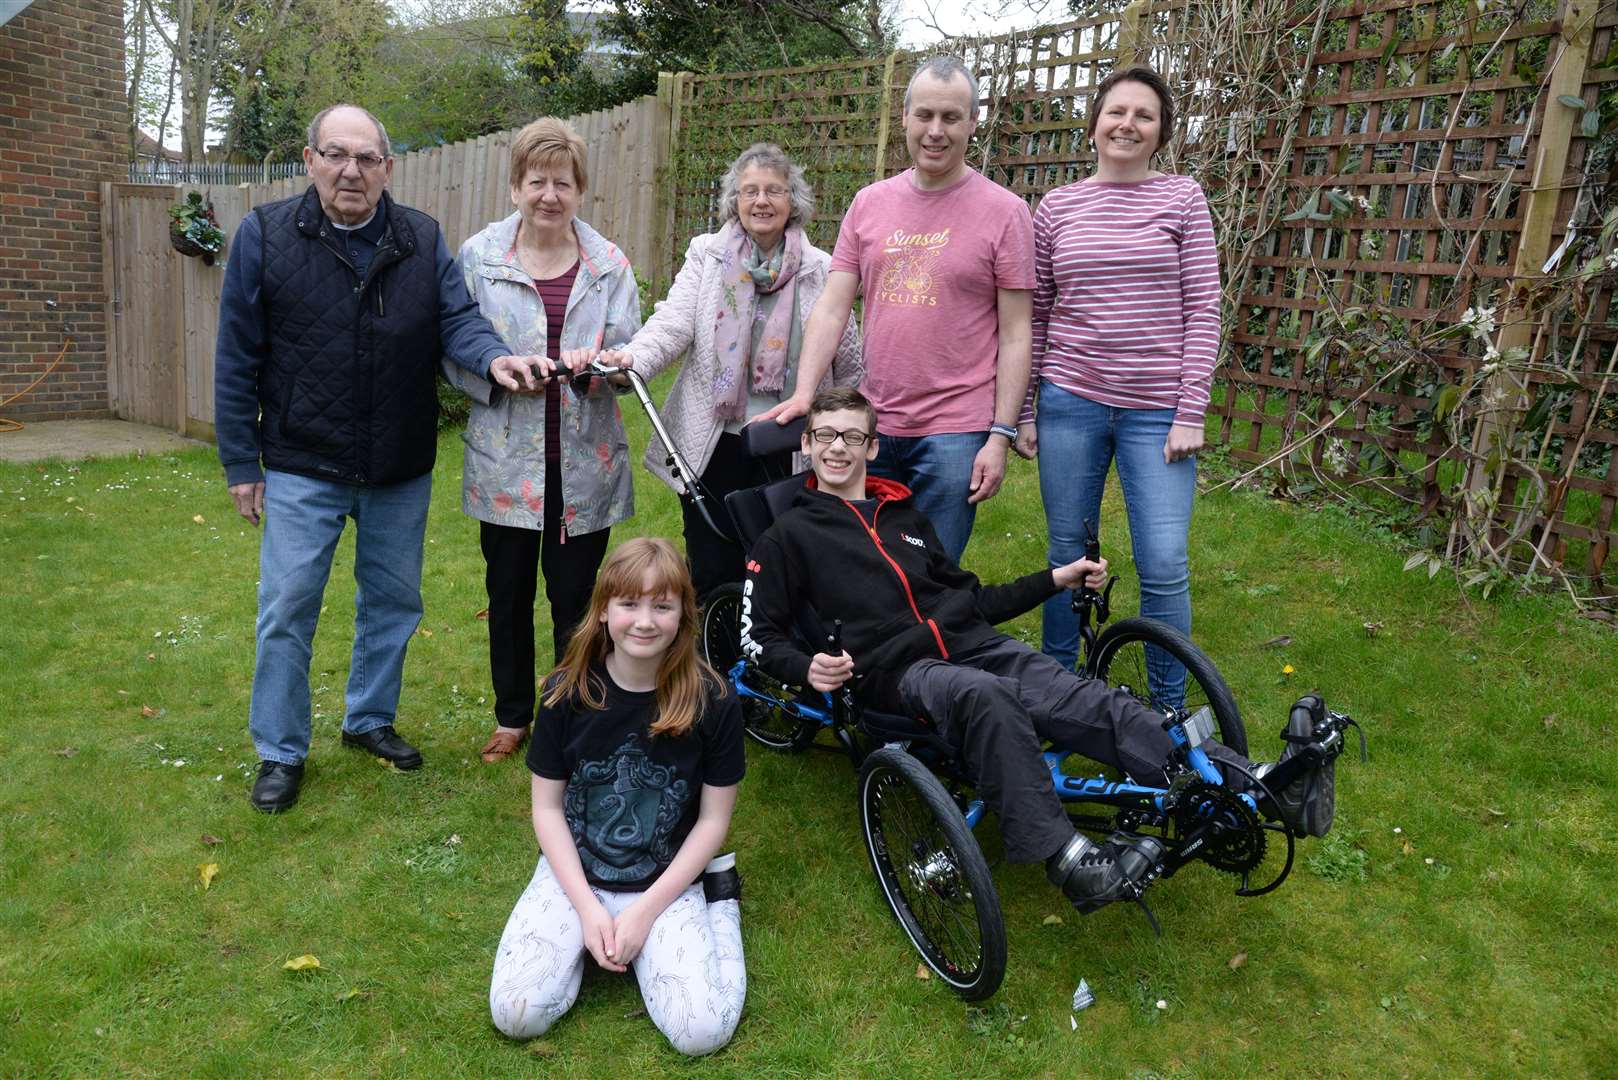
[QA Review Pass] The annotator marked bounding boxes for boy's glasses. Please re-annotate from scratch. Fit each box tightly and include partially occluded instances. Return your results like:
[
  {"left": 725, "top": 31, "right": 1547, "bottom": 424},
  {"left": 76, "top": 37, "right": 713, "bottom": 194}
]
[{"left": 807, "top": 426, "right": 873, "bottom": 447}]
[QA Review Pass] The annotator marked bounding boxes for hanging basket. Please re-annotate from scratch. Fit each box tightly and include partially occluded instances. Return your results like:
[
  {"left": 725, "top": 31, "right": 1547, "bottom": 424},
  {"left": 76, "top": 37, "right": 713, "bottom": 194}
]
[
  {"left": 169, "top": 231, "right": 212, "bottom": 260},
  {"left": 168, "top": 191, "right": 224, "bottom": 266}
]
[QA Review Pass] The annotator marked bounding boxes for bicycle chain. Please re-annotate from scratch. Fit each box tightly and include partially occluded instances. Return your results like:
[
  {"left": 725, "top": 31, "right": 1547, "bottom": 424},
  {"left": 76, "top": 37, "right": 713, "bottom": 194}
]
[{"left": 1170, "top": 780, "right": 1267, "bottom": 874}]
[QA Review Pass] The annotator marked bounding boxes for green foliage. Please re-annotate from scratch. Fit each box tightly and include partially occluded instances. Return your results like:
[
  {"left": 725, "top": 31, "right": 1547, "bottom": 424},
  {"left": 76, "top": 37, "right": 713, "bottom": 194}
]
[
  {"left": 168, "top": 192, "right": 225, "bottom": 253},
  {"left": 605, "top": 0, "right": 887, "bottom": 84}
]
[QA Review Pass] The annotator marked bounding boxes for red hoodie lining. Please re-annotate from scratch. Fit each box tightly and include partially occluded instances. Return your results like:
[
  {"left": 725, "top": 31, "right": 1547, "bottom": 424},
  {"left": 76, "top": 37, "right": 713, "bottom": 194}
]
[{"left": 836, "top": 491, "right": 949, "bottom": 660}]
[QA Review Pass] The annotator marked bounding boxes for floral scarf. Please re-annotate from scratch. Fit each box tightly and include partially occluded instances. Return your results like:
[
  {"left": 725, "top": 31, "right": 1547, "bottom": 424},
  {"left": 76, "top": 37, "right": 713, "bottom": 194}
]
[{"left": 712, "top": 220, "right": 803, "bottom": 421}]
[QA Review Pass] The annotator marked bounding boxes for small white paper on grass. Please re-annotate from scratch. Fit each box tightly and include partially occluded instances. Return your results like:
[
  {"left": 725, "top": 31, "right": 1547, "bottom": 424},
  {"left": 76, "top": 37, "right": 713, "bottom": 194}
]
[{"left": 1072, "top": 979, "right": 1094, "bottom": 1012}]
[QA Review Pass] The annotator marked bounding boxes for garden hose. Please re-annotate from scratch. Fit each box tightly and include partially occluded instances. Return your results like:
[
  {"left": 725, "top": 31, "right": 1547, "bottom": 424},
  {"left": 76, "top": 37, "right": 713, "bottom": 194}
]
[{"left": 0, "top": 336, "right": 74, "bottom": 434}]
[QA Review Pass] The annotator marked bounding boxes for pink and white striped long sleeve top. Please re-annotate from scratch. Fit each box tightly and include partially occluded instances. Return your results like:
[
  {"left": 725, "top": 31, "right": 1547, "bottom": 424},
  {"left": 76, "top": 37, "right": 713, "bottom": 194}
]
[{"left": 1021, "top": 174, "right": 1223, "bottom": 427}]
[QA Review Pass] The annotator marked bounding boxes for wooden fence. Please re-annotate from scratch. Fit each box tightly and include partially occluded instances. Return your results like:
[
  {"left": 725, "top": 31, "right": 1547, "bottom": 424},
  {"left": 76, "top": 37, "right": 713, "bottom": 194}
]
[
  {"left": 102, "top": 1, "right": 1616, "bottom": 585},
  {"left": 664, "top": 0, "right": 1617, "bottom": 587},
  {"left": 103, "top": 95, "right": 669, "bottom": 439}
]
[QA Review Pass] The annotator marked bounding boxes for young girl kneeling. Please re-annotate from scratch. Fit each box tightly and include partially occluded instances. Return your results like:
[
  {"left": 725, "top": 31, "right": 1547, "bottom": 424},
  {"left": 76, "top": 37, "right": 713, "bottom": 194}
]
[{"left": 489, "top": 537, "right": 746, "bottom": 1055}]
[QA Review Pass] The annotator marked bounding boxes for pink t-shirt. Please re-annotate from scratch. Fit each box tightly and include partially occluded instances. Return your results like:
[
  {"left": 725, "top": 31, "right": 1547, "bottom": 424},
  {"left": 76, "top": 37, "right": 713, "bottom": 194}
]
[{"left": 831, "top": 169, "right": 1034, "bottom": 436}]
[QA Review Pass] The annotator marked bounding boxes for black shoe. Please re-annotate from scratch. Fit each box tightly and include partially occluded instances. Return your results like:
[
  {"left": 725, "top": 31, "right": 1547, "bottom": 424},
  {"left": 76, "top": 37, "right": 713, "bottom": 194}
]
[
  {"left": 703, "top": 853, "right": 742, "bottom": 903},
  {"left": 1046, "top": 833, "right": 1164, "bottom": 914},
  {"left": 251, "top": 761, "right": 304, "bottom": 813},
  {"left": 1257, "top": 695, "right": 1336, "bottom": 837},
  {"left": 341, "top": 725, "right": 423, "bottom": 770}
]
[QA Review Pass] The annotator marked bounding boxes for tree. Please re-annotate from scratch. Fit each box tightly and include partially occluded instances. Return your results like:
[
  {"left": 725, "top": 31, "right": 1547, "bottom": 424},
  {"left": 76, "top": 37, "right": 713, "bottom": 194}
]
[{"left": 606, "top": 0, "right": 894, "bottom": 87}]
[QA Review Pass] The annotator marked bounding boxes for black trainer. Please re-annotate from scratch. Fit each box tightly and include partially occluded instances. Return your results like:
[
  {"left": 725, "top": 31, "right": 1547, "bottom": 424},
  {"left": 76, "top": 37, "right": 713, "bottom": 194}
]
[
  {"left": 341, "top": 725, "right": 423, "bottom": 769},
  {"left": 1046, "top": 833, "right": 1164, "bottom": 914},
  {"left": 703, "top": 853, "right": 742, "bottom": 903},
  {"left": 250, "top": 761, "right": 304, "bottom": 813},
  {"left": 1256, "top": 694, "right": 1337, "bottom": 837}
]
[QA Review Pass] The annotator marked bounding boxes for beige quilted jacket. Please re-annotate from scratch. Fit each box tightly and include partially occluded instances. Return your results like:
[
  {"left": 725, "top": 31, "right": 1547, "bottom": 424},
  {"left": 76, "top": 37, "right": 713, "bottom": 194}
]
[{"left": 623, "top": 231, "right": 863, "bottom": 493}]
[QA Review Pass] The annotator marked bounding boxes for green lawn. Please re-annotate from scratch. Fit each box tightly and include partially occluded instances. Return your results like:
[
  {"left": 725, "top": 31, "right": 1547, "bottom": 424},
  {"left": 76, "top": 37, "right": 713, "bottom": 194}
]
[{"left": 1, "top": 403, "right": 1613, "bottom": 1078}]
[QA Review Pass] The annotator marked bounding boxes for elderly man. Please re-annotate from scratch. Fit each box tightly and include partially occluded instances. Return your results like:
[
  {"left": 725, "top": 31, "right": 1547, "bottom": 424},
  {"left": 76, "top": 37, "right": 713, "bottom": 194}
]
[
  {"left": 757, "top": 55, "right": 1034, "bottom": 561},
  {"left": 215, "top": 103, "right": 539, "bottom": 812}
]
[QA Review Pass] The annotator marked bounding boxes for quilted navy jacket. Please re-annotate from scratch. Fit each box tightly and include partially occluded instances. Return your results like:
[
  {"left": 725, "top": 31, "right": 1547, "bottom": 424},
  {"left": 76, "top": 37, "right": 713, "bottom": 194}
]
[{"left": 214, "top": 186, "right": 508, "bottom": 487}]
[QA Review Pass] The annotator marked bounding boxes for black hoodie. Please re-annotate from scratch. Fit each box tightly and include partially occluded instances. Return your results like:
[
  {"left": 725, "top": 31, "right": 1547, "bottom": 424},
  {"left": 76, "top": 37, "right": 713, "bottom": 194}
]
[{"left": 741, "top": 475, "right": 1062, "bottom": 711}]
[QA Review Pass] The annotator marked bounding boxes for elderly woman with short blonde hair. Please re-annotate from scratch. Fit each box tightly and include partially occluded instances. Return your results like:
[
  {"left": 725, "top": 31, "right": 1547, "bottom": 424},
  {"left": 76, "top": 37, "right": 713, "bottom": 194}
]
[
  {"left": 444, "top": 116, "right": 642, "bottom": 764},
  {"left": 600, "top": 143, "right": 862, "bottom": 598}
]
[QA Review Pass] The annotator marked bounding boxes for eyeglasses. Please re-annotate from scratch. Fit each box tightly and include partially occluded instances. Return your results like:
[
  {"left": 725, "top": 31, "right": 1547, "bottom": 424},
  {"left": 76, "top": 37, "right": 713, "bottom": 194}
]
[
  {"left": 808, "top": 426, "right": 873, "bottom": 447},
  {"left": 313, "top": 148, "right": 388, "bottom": 171},
  {"left": 739, "top": 185, "right": 789, "bottom": 201}
]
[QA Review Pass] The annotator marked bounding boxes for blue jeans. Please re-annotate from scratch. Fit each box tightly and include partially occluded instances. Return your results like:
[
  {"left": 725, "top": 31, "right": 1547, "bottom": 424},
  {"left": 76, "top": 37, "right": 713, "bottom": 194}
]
[
  {"left": 250, "top": 469, "right": 432, "bottom": 764},
  {"left": 869, "top": 431, "right": 988, "bottom": 562},
  {"left": 1035, "top": 385, "right": 1194, "bottom": 704}
]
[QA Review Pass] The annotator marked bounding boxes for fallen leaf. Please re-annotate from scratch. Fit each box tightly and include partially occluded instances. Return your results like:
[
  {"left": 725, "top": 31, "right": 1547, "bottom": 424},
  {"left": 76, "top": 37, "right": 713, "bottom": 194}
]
[
  {"left": 54, "top": 746, "right": 78, "bottom": 758},
  {"left": 1260, "top": 635, "right": 1293, "bottom": 649},
  {"left": 140, "top": 705, "right": 157, "bottom": 718},
  {"left": 1228, "top": 951, "right": 1247, "bottom": 970},
  {"left": 1401, "top": 839, "right": 1415, "bottom": 855},
  {"left": 915, "top": 963, "right": 932, "bottom": 981},
  {"left": 1042, "top": 914, "right": 1064, "bottom": 926},
  {"left": 198, "top": 863, "right": 219, "bottom": 890},
  {"left": 335, "top": 987, "right": 365, "bottom": 1002},
  {"left": 528, "top": 1041, "right": 558, "bottom": 1059},
  {"left": 192, "top": 514, "right": 206, "bottom": 524},
  {"left": 146, "top": 652, "right": 156, "bottom": 661},
  {"left": 474, "top": 607, "right": 490, "bottom": 621},
  {"left": 117, "top": 689, "right": 129, "bottom": 695},
  {"left": 201, "top": 834, "right": 223, "bottom": 846},
  {"left": 375, "top": 757, "right": 394, "bottom": 768},
  {"left": 416, "top": 627, "right": 433, "bottom": 638},
  {"left": 282, "top": 954, "right": 321, "bottom": 972}
]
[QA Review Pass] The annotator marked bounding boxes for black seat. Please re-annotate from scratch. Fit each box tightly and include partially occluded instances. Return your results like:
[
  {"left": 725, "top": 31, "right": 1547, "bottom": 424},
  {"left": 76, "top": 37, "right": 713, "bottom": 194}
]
[{"left": 724, "top": 473, "right": 809, "bottom": 550}]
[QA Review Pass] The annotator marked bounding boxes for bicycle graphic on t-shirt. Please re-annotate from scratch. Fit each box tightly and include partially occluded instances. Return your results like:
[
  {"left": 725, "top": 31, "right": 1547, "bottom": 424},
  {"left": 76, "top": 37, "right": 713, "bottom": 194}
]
[{"left": 875, "top": 248, "right": 942, "bottom": 307}]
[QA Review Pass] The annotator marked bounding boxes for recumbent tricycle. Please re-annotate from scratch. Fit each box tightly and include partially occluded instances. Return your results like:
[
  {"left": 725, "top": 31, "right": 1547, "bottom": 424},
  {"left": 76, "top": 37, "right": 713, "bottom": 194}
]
[{"left": 582, "top": 359, "right": 1365, "bottom": 1002}]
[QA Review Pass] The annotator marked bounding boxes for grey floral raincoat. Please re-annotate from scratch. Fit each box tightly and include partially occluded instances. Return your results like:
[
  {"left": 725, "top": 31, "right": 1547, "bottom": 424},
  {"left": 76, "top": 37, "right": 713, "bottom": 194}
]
[{"left": 443, "top": 213, "right": 641, "bottom": 536}]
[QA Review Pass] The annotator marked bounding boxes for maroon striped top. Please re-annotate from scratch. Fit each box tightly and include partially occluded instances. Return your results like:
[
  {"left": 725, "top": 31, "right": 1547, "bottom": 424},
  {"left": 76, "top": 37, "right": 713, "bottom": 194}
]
[
  {"left": 532, "top": 264, "right": 578, "bottom": 463},
  {"left": 1022, "top": 174, "right": 1222, "bottom": 426}
]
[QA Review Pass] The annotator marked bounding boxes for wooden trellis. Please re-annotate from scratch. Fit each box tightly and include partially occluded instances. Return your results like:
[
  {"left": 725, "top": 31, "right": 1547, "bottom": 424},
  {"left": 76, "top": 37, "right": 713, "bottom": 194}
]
[{"left": 662, "top": 0, "right": 1617, "bottom": 587}]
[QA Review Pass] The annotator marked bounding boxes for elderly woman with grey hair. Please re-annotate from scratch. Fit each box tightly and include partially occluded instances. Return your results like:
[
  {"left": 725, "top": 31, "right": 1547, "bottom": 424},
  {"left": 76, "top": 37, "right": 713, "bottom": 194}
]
[{"left": 599, "top": 142, "right": 862, "bottom": 597}]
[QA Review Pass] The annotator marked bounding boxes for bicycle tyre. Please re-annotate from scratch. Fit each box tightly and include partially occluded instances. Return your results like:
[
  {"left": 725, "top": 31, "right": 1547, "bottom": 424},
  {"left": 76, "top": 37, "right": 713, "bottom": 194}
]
[
  {"left": 859, "top": 746, "right": 1007, "bottom": 1001},
  {"left": 1088, "top": 616, "right": 1247, "bottom": 758},
  {"left": 700, "top": 583, "right": 816, "bottom": 752}
]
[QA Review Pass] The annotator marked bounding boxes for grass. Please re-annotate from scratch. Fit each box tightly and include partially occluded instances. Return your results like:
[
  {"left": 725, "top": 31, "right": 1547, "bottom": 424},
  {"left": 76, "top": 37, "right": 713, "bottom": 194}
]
[{"left": 1, "top": 390, "right": 1614, "bottom": 1078}]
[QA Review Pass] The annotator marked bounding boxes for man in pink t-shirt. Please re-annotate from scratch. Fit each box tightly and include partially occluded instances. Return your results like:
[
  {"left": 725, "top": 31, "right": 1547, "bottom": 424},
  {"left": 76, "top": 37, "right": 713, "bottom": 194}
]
[{"left": 756, "top": 55, "right": 1034, "bottom": 561}]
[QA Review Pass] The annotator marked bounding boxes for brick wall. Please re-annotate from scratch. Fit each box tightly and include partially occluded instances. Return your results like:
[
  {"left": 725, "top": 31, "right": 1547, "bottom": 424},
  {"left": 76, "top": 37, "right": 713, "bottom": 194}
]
[{"left": 0, "top": 0, "right": 125, "bottom": 421}]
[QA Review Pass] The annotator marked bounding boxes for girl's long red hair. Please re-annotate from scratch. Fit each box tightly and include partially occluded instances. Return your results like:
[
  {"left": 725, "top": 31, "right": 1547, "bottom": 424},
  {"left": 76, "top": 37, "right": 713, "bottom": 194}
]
[{"left": 541, "top": 537, "right": 722, "bottom": 737}]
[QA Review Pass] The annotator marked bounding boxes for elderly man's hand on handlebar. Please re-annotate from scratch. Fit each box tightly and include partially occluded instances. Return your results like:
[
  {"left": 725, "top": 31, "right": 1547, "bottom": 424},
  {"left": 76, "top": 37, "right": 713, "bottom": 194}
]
[{"left": 489, "top": 354, "right": 559, "bottom": 394}]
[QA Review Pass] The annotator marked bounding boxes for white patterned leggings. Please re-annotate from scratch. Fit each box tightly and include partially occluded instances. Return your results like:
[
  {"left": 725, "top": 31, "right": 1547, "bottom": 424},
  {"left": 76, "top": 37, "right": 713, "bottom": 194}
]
[{"left": 489, "top": 856, "right": 746, "bottom": 1056}]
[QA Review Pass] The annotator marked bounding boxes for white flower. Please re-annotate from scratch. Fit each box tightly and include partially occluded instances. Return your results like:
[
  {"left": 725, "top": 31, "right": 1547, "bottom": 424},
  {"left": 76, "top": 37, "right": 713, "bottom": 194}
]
[
  {"left": 1606, "top": 252, "right": 1618, "bottom": 270},
  {"left": 1459, "top": 305, "right": 1497, "bottom": 343}
]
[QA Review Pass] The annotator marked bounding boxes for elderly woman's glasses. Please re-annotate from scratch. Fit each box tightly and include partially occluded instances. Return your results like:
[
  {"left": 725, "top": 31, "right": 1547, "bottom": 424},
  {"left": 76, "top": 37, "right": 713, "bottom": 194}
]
[
  {"left": 739, "top": 185, "right": 789, "bottom": 201},
  {"left": 314, "top": 148, "right": 388, "bottom": 171},
  {"left": 808, "top": 427, "right": 872, "bottom": 447}
]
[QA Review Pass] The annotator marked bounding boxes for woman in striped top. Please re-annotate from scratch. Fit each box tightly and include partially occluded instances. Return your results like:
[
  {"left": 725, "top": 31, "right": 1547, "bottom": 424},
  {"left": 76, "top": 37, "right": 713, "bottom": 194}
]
[{"left": 1015, "top": 65, "right": 1222, "bottom": 708}]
